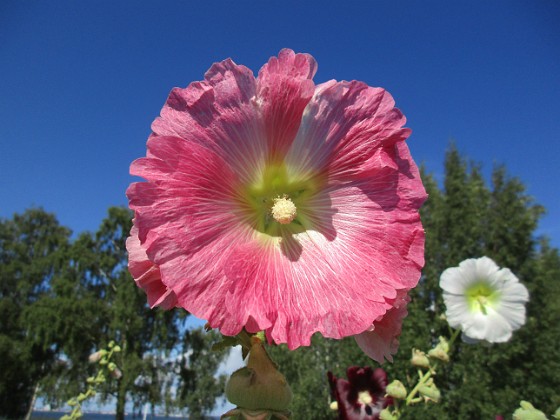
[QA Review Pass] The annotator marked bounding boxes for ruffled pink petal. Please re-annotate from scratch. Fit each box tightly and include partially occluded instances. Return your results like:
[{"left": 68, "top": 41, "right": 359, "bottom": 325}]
[
  {"left": 355, "top": 293, "right": 410, "bottom": 363},
  {"left": 127, "top": 135, "right": 255, "bottom": 327},
  {"left": 126, "top": 224, "right": 178, "bottom": 310},
  {"left": 257, "top": 48, "right": 317, "bottom": 160},
  {"left": 150, "top": 58, "right": 266, "bottom": 185}
]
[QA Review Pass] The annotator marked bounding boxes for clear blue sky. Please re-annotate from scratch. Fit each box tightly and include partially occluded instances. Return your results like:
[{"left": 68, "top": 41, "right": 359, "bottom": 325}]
[{"left": 1, "top": 1, "right": 559, "bottom": 247}]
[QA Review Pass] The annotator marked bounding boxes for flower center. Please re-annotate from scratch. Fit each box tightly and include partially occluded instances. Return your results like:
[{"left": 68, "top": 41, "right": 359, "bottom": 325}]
[
  {"left": 357, "top": 391, "right": 373, "bottom": 405},
  {"left": 465, "top": 281, "right": 500, "bottom": 315},
  {"left": 271, "top": 196, "right": 297, "bottom": 224},
  {"left": 240, "top": 163, "right": 321, "bottom": 237}
]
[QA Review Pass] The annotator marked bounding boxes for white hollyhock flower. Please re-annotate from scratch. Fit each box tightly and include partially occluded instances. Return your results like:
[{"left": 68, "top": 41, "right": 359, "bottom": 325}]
[{"left": 440, "top": 257, "right": 529, "bottom": 343}]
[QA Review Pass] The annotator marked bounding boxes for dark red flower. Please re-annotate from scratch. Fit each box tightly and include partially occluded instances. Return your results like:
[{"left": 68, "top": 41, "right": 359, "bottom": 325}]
[{"left": 328, "top": 367, "right": 393, "bottom": 419}]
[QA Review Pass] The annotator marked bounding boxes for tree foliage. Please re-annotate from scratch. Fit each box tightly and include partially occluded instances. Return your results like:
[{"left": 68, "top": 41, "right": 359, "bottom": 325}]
[
  {"left": 0, "top": 207, "right": 227, "bottom": 419},
  {"left": 0, "top": 209, "right": 72, "bottom": 418}
]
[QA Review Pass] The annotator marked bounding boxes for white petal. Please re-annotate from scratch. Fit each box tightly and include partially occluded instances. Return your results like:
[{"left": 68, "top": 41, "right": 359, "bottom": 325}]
[
  {"left": 463, "top": 309, "right": 512, "bottom": 343},
  {"left": 500, "top": 280, "right": 530, "bottom": 303},
  {"left": 461, "top": 333, "right": 481, "bottom": 344},
  {"left": 474, "top": 256, "right": 500, "bottom": 279},
  {"left": 495, "top": 301, "right": 526, "bottom": 330},
  {"left": 440, "top": 265, "right": 475, "bottom": 294},
  {"left": 442, "top": 293, "right": 471, "bottom": 329}
]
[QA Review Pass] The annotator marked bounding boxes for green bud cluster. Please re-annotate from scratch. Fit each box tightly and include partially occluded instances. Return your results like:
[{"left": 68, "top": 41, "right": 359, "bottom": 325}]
[{"left": 62, "top": 341, "right": 122, "bottom": 420}]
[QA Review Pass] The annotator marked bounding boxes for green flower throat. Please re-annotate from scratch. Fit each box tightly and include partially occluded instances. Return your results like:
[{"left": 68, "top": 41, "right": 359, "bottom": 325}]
[{"left": 242, "top": 163, "right": 321, "bottom": 237}]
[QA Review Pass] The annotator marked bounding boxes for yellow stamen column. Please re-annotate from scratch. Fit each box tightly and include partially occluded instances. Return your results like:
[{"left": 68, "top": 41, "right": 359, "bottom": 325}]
[{"left": 271, "top": 196, "right": 297, "bottom": 225}]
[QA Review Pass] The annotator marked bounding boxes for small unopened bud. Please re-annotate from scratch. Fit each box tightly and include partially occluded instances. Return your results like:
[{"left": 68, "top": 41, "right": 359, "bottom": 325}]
[
  {"left": 386, "top": 380, "right": 407, "bottom": 400},
  {"left": 110, "top": 367, "right": 123, "bottom": 380},
  {"left": 112, "top": 345, "right": 121, "bottom": 353},
  {"left": 88, "top": 350, "right": 107, "bottom": 363},
  {"left": 418, "top": 383, "right": 440, "bottom": 402},
  {"left": 329, "top": 401, "right": 338, "bottom": 411},
  {"left": 77, "top": 393, "right": 87, "bottom": 402},
  {"left": 108, "top": 362, "right": 117, "bottom": 372},
  {"left": 428, "top": 336, "right": 450, "bottom": 363},
  {"left": 380, "top": 408, "right": 397, "bottom": 420},
  {"left": 513, "top": 401, "right": 547, "bottom": 420},
  {"left": 225, "top": 337, "right": 292, "bottom": 411},
  {"left": 411, "top": 349, "right": 430, "bottom": 368}
]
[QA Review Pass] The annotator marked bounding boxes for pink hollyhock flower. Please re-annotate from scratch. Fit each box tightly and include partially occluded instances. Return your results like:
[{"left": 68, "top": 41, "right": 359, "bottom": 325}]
[
  {"left": 127, "top": 49, "right": 426, "bottom": 358},
  {"left": 328, "top": 367, "right": 393, "bottom": 420}
]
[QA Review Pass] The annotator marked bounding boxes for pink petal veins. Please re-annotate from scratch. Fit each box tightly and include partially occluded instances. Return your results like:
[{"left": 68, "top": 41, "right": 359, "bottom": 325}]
[{"left": 126, "top": 224, "right": 178, "bottom": 310}]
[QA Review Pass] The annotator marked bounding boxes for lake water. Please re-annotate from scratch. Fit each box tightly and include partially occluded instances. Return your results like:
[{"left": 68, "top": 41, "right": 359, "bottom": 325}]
[{"left": 32, "top": 411, "right": 220, "bottom": 420}]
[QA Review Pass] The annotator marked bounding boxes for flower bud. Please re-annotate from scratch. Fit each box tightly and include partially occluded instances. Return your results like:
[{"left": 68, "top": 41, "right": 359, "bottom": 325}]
[
  {"left": 112, "top": 345, "right": 121, "bottom": 353},
  {"left": 225, "top": 337, "right": 292, "bottom": 412},
  {"left": 110, "top": 367, "right": 123, "bottom": 380},
  {"left": 418, "top": 383, "right": 440, "bottom": 402},
  {"left": 411, "top": 349, "right": 430, "bottom": 368},
  {"left": 513, "top": 401, "right": 547, "bottom": 420},
  {"left": 428, "top": 337, "right": 450, "bottom": 363},
  {"left": 380, "top": 408, "right": 397, "bottom": 420},
  {"left": 88, "top": 350, "right": 107, "bottom": 363},
  {"left": 385, "top": 380, "right": 407, "bottom": 400}
]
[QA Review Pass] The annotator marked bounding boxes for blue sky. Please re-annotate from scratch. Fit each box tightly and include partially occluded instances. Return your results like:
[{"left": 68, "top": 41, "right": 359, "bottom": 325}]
[{"left": 1, "top": 1, "right": 559, "bottom": 247}]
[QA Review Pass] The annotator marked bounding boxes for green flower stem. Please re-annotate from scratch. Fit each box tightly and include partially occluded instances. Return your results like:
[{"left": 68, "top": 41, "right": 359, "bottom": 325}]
[
  {"left": 405, "top": 369, "right": 433, "bottom": 406},
  {"left": 62, "top": 342, "right": 121, "bottom": 419},
  {"left": 403, "top": 328, "right": 461, "bottom": 407},
  {"left": 447, "top": 328, "right": 461, "bottom": 348}
]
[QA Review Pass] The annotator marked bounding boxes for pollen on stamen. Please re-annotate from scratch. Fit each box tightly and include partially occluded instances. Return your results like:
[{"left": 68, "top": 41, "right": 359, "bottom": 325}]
[{"left": 271, "top": 196, "right": 297, "bottom": 225}]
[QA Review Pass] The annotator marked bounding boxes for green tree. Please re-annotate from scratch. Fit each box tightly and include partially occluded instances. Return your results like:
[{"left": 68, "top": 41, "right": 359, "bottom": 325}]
[
  {"left": 175, "top": 328, "right": 229, "bottom": 419},
  {"left": 1, "top": 206, "right": 229, "bottom": 418},
  {"left": 0, "top": 209, "right": 72, "bottom": 418},
  {"left": 79, "top": 207, "right": 181, "bottom": 420}
]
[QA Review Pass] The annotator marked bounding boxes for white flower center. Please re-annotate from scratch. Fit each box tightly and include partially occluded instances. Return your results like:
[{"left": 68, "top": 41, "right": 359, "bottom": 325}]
[
  {"left": 358, "top": 391, "right": 373, "bottom": 405},
  {"left": 466, "top": 281, "right": 500, "bottom": 315},
  {"left": 271, "top": 196, "right": 297, "bottom": 224}
]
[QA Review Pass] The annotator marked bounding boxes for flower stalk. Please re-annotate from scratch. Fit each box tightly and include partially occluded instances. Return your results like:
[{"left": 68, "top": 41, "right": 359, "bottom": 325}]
[{"left": 61, "top": 341, "right": 121, "bottom": 420}]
